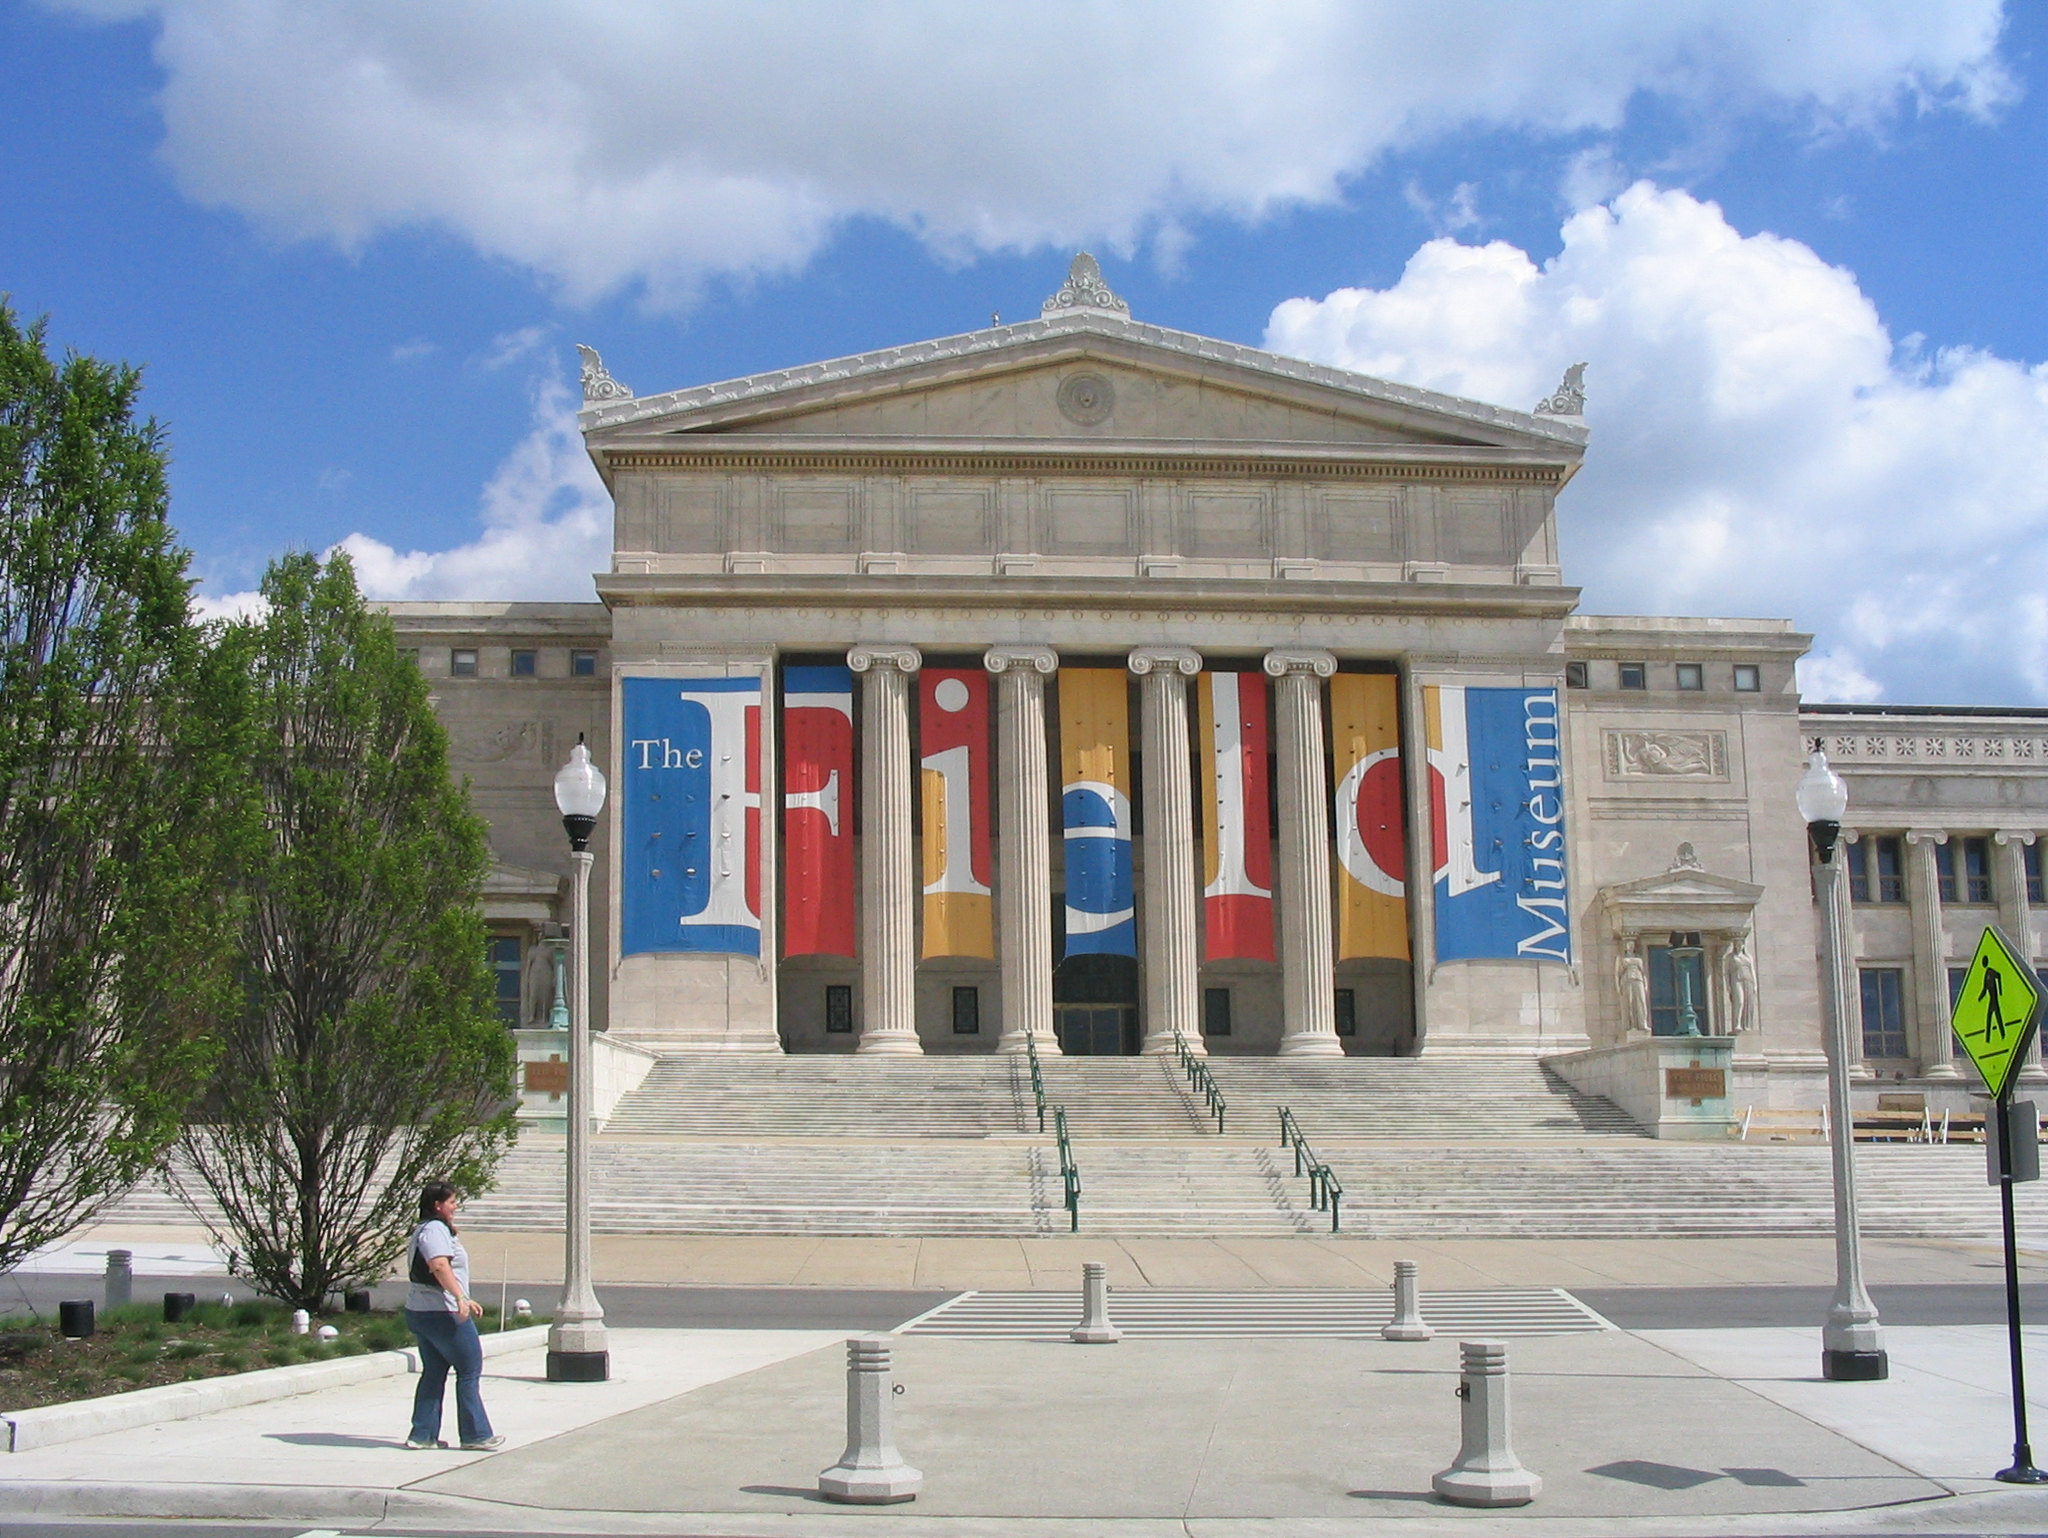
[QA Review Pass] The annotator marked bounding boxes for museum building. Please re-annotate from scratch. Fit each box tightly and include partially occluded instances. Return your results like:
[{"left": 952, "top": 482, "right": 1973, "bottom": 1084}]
[{"left": 392, "top": 257, "right": 2048, "bottom": 1114}]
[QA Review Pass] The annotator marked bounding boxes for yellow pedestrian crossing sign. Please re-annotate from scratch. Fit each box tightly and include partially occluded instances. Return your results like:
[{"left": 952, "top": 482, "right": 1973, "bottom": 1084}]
[{"left": 1951, "top": 926, "right": 2043, "bottom": 1102}]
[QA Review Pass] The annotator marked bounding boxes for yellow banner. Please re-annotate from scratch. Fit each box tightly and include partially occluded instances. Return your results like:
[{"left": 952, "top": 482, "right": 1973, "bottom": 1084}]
[
  {"left": 1059, "top": 669, "right": 1130, "bottom": 793},
  {"left": 1331, "top": 673, "right": 1409, "bottom": 960}
]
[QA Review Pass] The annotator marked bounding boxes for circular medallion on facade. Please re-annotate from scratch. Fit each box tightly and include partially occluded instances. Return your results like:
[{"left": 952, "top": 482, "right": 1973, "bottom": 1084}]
[{"left": 1056, "top": 371, "right": 1115, "bottom": 425}]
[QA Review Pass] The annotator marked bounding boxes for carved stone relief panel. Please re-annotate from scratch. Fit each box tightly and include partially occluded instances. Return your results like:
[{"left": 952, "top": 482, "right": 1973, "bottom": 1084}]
[
  {"left": 1179, "top": 489, "right": 1271, "bottom": 557},
  {"left": 907, "top": 484, "right": 995, "bottom": 554},
  {"left": 1317, "top": 489, "right": 1402, "bottom": 561},
  {"left": 450, "top": 720, "right": 541, "bottom": 765},
  {"left": 1603, "top": 728, "right": 1730, "bottom": 781},
  {"left": 1041, "top": 485, "right": 1136, "bottom": 555}
]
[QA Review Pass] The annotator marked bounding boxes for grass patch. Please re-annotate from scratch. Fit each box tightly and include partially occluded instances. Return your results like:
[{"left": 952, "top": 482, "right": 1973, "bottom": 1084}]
[{"left": 0, "top": 1298, "right": 538, "bottom": 1412}]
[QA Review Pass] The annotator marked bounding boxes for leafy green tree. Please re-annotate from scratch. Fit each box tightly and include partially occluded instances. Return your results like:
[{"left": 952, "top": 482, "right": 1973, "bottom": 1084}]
[
  {"left": 177, "top": 550, "right": 515, "bottom": 1310},
  {"left": 0, "top": 301, "right": 229, "bottom": 1275}
]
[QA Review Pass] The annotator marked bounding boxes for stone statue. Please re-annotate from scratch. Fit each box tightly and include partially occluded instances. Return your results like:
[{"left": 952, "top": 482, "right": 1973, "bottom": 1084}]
[
  {"left": 1723, "top": 933, "right": 1759, "bottom": 1035},
  {"left": 521, "top": 939, "right": 556, "bottom": 1027},
  {"left": 1617, "top": 939, "right": 1651, "bottom": 1037}
]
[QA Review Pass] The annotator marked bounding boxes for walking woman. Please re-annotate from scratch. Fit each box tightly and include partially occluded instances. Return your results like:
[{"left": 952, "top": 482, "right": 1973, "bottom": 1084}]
[{"left": 403, "top": 1180, "right": 503, "bottom": 1450}]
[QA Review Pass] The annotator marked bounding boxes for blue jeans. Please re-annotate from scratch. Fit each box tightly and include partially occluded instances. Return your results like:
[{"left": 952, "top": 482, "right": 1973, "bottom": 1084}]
[{"left": 404, "top": 1307, "right": 493, "bottom": 1445}]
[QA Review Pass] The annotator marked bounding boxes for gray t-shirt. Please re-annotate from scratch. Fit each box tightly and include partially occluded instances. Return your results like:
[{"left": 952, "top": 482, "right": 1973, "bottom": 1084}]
[{"left": 406, "top": 1219, "right": 469, "bottom": 1313}]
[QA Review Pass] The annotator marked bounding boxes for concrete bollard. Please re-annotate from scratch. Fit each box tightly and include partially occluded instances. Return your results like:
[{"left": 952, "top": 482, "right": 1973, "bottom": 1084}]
[
  {"left": 818, "top": 1336, "right": 922, "bottom": 1504},
  {"left": 104, "top": 1249, "right": 133, "bottom": 1312},
  {"left": 1433, "top": 1340, "right": 1541, "bottom": 1507},
  {"left": 289, "top": 1309, "right": 310, "bottom": 1335},
  {"left": 515, "top": 1299, "right": 532, "bottom": 1320},
  {"left": 1382, "top": 1259, "right": 1433, "bottom": 1341},
  {"left": 1070, "top": 1261, "right": 1122, "bottom": 1344}
]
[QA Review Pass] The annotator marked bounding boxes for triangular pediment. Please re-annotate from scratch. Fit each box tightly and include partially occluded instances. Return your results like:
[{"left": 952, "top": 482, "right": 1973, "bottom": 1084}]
[
  {"left": 1599, "top": 854, "right": 1763, "bottom": 935},
  {"left": 580, "top": 311, "right": 1585, "bottom": 460}
]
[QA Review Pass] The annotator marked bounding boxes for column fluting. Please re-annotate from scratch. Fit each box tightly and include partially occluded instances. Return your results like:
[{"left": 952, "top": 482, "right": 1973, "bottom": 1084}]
[
  {"left": 986, "top": 646, "right": 1060, "bottom": 1055},
  {"left": 849, "top": 644, "right": 923, "bottom": 1054},
  {"left": 1266, "top": 649, "right": 1342, "bottom": 1057},
  {"left": 1994, "top": 829, "right": 2046, "bottom": 1081},
  {"left": 1131, "top": 648, "right": 1204, "bottom": 1056},
  {"left": 1906, "top": 829, "right": 1959, "bottom": 1077}
]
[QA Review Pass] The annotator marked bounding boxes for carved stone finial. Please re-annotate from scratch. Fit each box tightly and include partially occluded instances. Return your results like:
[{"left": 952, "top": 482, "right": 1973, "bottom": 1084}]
[
  {"left": 577, "top": 344, "right": 633, "bottom": 404},
  {"left": 1671, "top": 841, "right": 1703, "bottom": 872},
  {"left": 1041, "top": 253, "right": 1131, "bottom": 319},
  {"left": 1534, "top": 362, "right": 1586, "bottom": 417}
]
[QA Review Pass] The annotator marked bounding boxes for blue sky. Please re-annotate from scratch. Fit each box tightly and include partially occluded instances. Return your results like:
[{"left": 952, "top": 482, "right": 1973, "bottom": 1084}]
[{"left": 2, "top": 1, "right": 2043, "bottom": 704}]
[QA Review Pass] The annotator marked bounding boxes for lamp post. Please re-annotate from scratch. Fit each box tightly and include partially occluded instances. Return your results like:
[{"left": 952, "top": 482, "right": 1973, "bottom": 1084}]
[
  {"left": 1670, "top": 931, "right": 1704, "bottom": 1037},
  {"left": 547, "top": 735, "right": 608, "bottom": 1382},
  {"left": 1797, "top": 747, "right": 1888, "bottom": 1381}
]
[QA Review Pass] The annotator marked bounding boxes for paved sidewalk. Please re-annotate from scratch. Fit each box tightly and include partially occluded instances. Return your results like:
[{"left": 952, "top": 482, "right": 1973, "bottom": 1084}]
[{"left": 2, "top": 1318, "right": 2045, "bottom": 1534}]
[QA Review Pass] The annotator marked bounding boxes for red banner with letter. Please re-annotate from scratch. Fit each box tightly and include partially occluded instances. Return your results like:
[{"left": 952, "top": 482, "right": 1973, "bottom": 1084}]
[
  {"left": 1198, "top": 670, "right": 1276, "bottom": 961},
  {"left": 782, "top": 664, "right": 854, "bottom": 957}
]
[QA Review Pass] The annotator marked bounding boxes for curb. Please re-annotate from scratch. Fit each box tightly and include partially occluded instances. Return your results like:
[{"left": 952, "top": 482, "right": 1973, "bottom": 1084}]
[{"left": 1, "top": 1324, "right": 551, "bottom": 1452}]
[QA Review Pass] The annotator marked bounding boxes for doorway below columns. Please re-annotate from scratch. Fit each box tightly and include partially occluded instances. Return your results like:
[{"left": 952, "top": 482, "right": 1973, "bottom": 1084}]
[{"left": 1054, "top": 954, "right": 1139, "bottom": 1055}]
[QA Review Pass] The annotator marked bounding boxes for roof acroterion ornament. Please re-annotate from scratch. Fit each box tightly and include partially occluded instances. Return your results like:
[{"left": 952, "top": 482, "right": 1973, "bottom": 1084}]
[
  {"left": 1534, "top": 362, "right": 1586, "bottom": 418},
  {"left": 1041, "top": 253, "right": 1131, "bottom": 319},
  {"left": 577, "top": 344, "right": 634, "bottom": 404}
]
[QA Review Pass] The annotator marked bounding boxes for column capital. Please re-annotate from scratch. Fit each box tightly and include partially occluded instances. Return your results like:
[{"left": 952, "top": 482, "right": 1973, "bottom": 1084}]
[
  {"left": 1994, "top": 828, "right": 2039, "bottom": 847},
  {"left": 1263, "top": 648, "right": 1337, "bottom": 679},
  {"left": 1128, "top": 646, "right": 1202, "bottom": 678},
  {"left": 1904, "top": 827, "right": 1950, "bottom": 846},
  {"left": 984, "top": 645, "right": 1058, "bottom": 676},
  {"left": 848, "top": 643, "right": 922, "bottom": 675}
]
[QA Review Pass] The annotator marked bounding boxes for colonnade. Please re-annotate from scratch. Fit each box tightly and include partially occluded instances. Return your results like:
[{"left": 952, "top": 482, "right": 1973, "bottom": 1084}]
[{"left": 845, "top": 643, "right": 1350, "bottom": 1058}]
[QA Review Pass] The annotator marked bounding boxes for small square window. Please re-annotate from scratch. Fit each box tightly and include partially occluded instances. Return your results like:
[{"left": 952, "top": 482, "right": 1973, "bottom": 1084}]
[
  {"left": 450, "top": 649, "right": 478, "bottom": 678},
  {"left": 825, "top": 984, "right": 853, "bottom": 1033},
  {"left": 1733, "top": 664, "right": 1761, "bottom": 693},
  {"left": 951, "top": 986, "right": 980, "bottom": 1034},
  {"left": 1676, "top": 663, "right": 1704, "bottom": 691},
  {"left": 1334, "top": 988, "right": 1357, "bottom": 1037},
  {"left": 1203, "top": 987, "right": 1232, "bottom": 1037},
  {"left": 1618, "top": 662, "right": 1647, "bottom": 690},
  {"left": 1564, "top": 661, "right": 1589, "bottom": 690},
  {"left": 511, "top": 649, "right": 537, "bottom": 677},
  {"left": 571, "top": 649, "right": 598, "bottom": 678}
]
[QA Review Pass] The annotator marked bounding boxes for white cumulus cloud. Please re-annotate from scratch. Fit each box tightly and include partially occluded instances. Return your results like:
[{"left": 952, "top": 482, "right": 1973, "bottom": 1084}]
[
  {"left": 340, "top": 370, "right": 610, "bottom": 602},
  {"left": 50, "top": 0, "right": 2012, "bottom": 303},
  {"left": 1264, "top": 182, "right": 2048, "bottom": 706}
]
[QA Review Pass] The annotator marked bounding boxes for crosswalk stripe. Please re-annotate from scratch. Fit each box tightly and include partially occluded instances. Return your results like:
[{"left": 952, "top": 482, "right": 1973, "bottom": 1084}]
[{"left": 900, "top": 1286, "right": 1611, "bottom": 1339}]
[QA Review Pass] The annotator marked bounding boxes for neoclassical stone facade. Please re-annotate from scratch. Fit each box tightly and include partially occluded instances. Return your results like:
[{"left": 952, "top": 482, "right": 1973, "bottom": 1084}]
[{"left": 392, "top": 259, "right": 2048, "bottom": 1112}]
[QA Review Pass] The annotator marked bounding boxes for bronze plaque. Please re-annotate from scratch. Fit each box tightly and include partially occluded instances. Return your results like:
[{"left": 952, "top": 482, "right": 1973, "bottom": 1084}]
[
  {"left": 1665, "top": 1067, "right": 1726, "bottom": 1100},
  {"left": 524, "top": 1058, "right": 569, "bottom": 1095}
]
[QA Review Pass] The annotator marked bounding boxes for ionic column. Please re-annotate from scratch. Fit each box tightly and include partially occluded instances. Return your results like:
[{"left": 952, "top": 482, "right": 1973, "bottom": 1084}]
[
  {"left": 849, "top": 644, "right": 922, "bottom": 1054},
  {"left": 1265, "top": 649, "right": 1342, "bottom": 1057},
  {"left": 985, "top": 646, "right": 1060, "bottom": 1056},
  {"left": 1993, "top": 830, "right": 2046, "bottom": 1081},
  {"left": 1905, "top": 829, "right": 1959, "bottom": 1078},
  {"left": 1130, "top": 648, "right": 1204, "bottom": 1056}
]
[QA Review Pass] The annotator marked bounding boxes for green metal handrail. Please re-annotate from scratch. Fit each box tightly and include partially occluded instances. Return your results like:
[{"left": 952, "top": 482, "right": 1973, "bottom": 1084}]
[
  {"left": 1054, "top": 1105, "right": 1080, "bottom": 1232},
  {"left": 1277, "top": 1105, "right": 1343, "bottom": 1233},
  {"left": 1026, "top": 1035, "right": 1047, "bottom": 1133},
  {"left": 1172, "top": 1033, "right": 1227, "bottom": 1134}
]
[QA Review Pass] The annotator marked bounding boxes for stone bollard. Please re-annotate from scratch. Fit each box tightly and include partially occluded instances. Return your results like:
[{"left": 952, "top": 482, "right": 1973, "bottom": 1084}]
[
  {"left": 1382, "top": 1259, "right": 1432, "bottom": 1341},
  {"left": 1070, "top": 1262, "right": 1122, "bottom": 1344},
  {"left": 1433, "top": 1340, "right": 1541, "bottom": 1507},
  {"left": 289, "top": 1309, "right": 310, "bottom": 1335},
  {"left": 818, "top": 1336, "right": 922, "bottom": 1504},
  {"left": 104, "top": 1249, "right": 133, "bottom": 1312},
  {"left": 515, "top": 1299, "right": 532, "bottom": 1320}
]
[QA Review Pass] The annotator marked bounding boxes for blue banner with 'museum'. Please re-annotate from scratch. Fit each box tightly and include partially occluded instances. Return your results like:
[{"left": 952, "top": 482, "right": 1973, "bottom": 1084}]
[{"left": 1424, "top": 684, "right": 1571, "bottom": 965}]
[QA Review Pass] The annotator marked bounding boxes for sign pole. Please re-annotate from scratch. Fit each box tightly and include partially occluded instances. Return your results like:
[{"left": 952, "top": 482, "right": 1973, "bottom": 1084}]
[{"left": 1994, "top": 1094, "right": 2046, "bottom": 1483}]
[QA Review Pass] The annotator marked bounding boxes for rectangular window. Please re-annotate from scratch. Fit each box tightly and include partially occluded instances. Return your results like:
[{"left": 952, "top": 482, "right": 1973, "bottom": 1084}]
[
  {"left": 450, "top": 648, "right": 478, "bottom": 678},
  {"left": 1733, "top": 664, "right": 1761, "bottom": 692},
  {"left": 2027, "top": 843, "right": 2044, "bottom": 905},
  {"left": 1618, "top": 662, "right": 1647, "bottom": 690},
  {"left": 1649, "top": 935, "right": 1710, "bottom": 1035},
  {"left": 489, "top": 937, "right": 522, "bottom": 1028},
  {"left": 1949, "top": 966, "right": 1969, "bottom": 1011},
  {"left": 1859, "top": 967, "right": 1908, "bottom": 1059},
  {"left": 1564, "top": 661, "right": 1589, "bottom": 690},
  {"left": 1203, "top": 986, "right": 1232, "bottom": 1037},
  {"left": 1848, "top": 836, "right": 1904, "bottom": 904},
  {"left": 1675, "top": 662, "right": 1704, "bottom": 691},
  {"left": 1334, "top": 988, "right": 1357, "bottom": 1037},
  {"left": 1936, "top": 836, "right": 1994, "bottom": 904},
  {"left": 511, "top": 649, "right": 537, "bottom": 677},
  {"left": 571, "top": 649, "right": 598, "bottom": 677},
  {"left": 951, "top": 986, "right": 980, "bottom": 1034},
  {"left": 825, "top": 984, "right": 854, "bottom": 1033}
]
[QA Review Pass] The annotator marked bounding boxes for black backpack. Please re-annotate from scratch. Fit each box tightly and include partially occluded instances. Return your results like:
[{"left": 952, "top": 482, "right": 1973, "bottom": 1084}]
[{"left": 409, "top": 1221, "right": 447, "bottom": 1286}]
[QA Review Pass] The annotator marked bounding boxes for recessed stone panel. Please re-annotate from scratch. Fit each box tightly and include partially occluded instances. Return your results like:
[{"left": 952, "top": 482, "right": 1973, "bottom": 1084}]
[
  {"left": 774, "top": 483, "right": 861, "bottom": 552},
  {"left": 1180, "top": 490, "right": 1271, "bottom": 557},
  {"left": 1042, "top": 486, "right": 1136, "bottom": 554},
  {"left": 658, "top": 479, "right": 727, "bottom": 554},
  {"left": 1441, "top": 491, "right": 1509, "bottom": 564},
  {"left": 1317, "top": 489, "right": 1403, "bottom": 561},
  {"left": 908, "top": 485, "right": 996, "bottom": 554}
]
